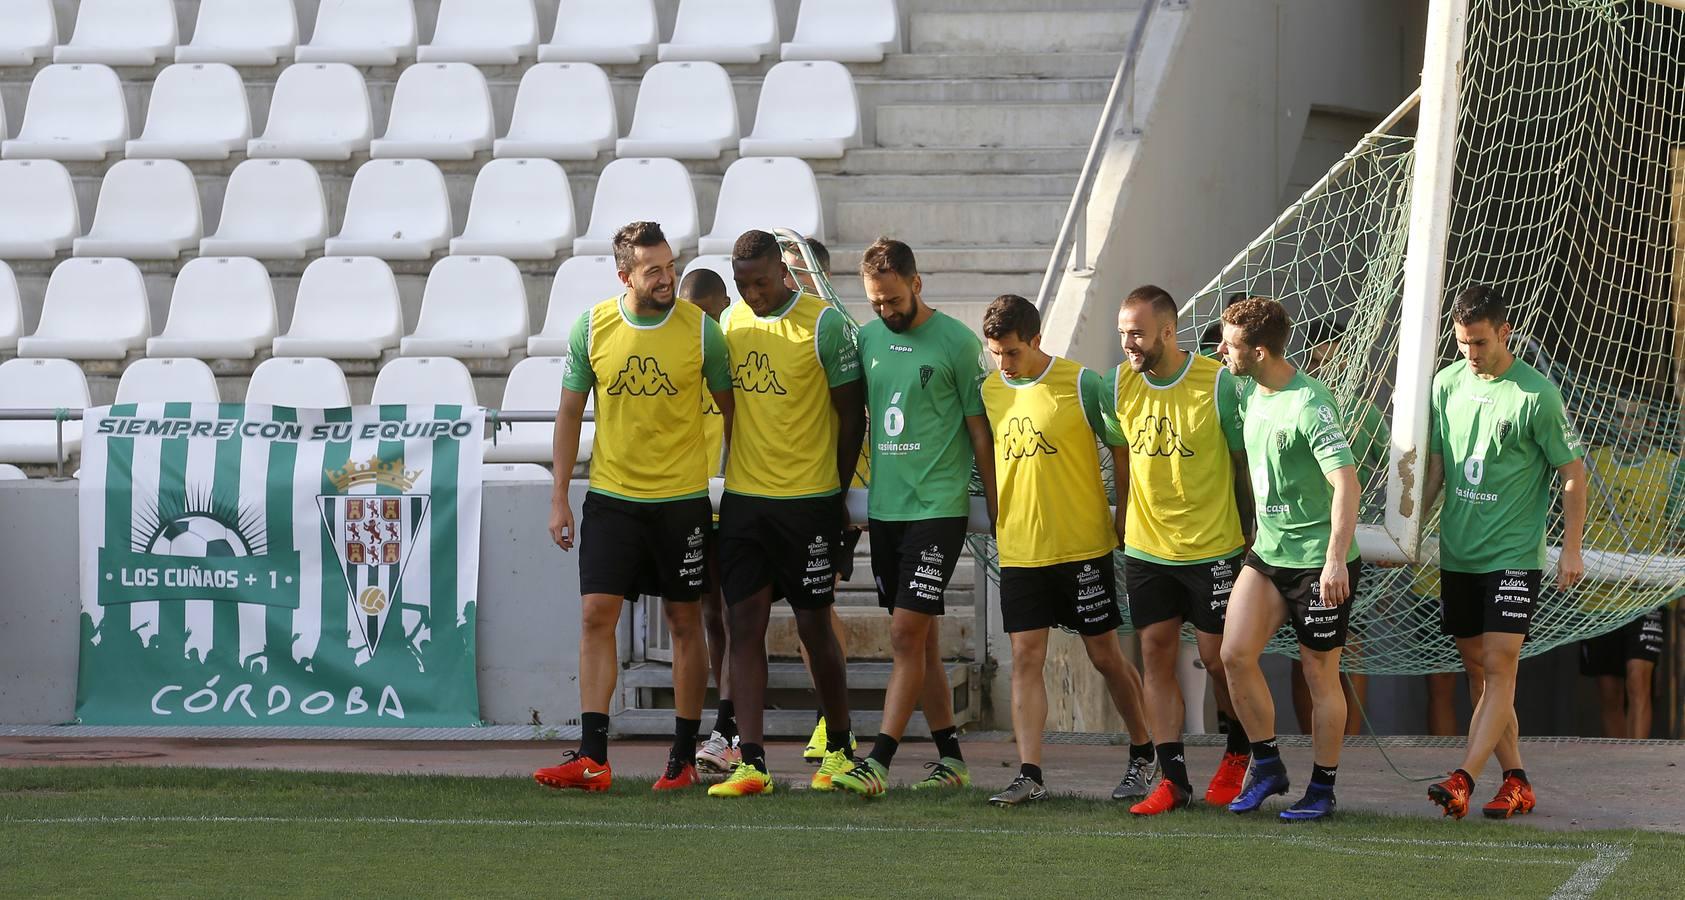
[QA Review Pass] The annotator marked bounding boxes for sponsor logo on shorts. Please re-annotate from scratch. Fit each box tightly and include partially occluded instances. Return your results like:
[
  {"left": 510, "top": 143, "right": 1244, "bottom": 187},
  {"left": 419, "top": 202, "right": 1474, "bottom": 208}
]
[
  {"left": 808, "top": 535, "right": 829, "bottom": 556},
  {"left": 1076, "top": 563, "right": 1101, "bottom": 587},
  {"left": 1498, "top": 577, "right": 1531, "bottom": 593},
  {"left": 914, "top": 564, "right": 944, "bottom": 580},
  {"left": 1500, "top": 610, "right": 1528, "bottom": 619},
  {"left": 683, "top": 547, "right": 705, "bottom": 566},
  {"left": 679, "top": 564, "right": 704, "bottom": 578},
  {"left": 807, "top": 557, "right": 829, "bottom": 573},
  {"left": 920, "top": 544, "right": 945, "bottom": 566},
  {"left": 803, "top": 574, "right": 830, "bottom": 588},
  {"left": 686, "top": 528, "right": 705, "bottom": 550},
  {"left": 1311, "top": 630, "right": 1336, "bottom": 640},
  {"left": 1076, "top": 585, "right": 1107, "bottom": 602}
]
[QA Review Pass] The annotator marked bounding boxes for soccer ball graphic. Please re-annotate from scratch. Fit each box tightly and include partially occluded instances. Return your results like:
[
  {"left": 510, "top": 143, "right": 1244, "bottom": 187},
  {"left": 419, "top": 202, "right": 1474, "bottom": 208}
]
[{"left": 147, "top": 514, "right": 251, "bottom": 558}]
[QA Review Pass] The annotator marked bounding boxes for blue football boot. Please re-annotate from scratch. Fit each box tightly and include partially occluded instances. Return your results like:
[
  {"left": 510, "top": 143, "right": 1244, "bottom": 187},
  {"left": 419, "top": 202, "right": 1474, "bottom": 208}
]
[
  {"left": 1279, "top": 787, "right": 1336, "bottom": 822},
  {"left": 1227, "top": 762, "right": 1290, "bottom": 814}
]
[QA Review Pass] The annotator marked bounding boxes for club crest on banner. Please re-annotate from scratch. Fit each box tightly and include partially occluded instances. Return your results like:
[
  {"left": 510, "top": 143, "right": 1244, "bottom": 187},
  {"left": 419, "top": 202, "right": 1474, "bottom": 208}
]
[{"left": 318, "top": 456, "right": 430, "bottom": 661}]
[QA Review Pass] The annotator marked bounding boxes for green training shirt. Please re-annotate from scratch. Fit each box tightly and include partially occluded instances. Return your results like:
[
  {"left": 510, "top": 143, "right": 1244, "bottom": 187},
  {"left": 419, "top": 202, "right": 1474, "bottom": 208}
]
[{"left": 1241, "top": 370, "right": 1360, "bottom": 569}]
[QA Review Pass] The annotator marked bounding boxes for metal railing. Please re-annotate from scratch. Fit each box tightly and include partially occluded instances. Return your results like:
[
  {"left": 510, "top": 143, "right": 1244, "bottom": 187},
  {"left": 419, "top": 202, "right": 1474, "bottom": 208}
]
[{"left": 1034, "top": 0, "right": 1160, "bottom": 311}]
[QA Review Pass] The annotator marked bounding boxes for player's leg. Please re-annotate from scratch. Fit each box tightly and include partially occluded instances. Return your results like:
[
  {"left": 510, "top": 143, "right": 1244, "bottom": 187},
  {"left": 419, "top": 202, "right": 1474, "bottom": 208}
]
[
  {"left": 989, "top": 626, "right": 1051, "bottom": 806},
  {"left": 801, "top": 529, "right": 861, "bottom": 763},
  {"left": 1288, "top": 660, "right": 1314, "bottom": 734},
  {"left": 1467, "top": 632, "right": 1529, "bottom": 817},
  {"left": 1284, "top": 644, "right": 1345, "bottom": 821},
  {"left": 696, "top": 554, "right": 740, "bottom": 773},
  {"left": 1196, "top": 628, "right": 1250, "bottom": 804},
  {"left": 1625, "top": 658, "right": 1655, "bottom": 739},
  {"left": 708, "top": 495, "right": 778, "bottom": 797},
  {"left": 1426, "top": 672, "right": 1460, "bottom": 736},
  {"left": 1134, "top": 617, "right": 1188, "bottom": 806},
  {"left": 1430, "top": 572, "right": 1488, "bottom": 817},
  {"left": 1219, "top": 563, "right": 1291, "bottom": 813},
  {"left": 913, "top": 623, "right": 969, "bottom": 788},
  {"left": 1342, "top": 672, "right": 1369, "bottom": 736},
  {"left": 793, "top": 601, "right": 855, "bottom": 790},
  {"left": 656, "top": 597, "right": 707, "bottom": 789},
  {"left": 1595, "top": 674, "right": 1626, "bottom": 738}
]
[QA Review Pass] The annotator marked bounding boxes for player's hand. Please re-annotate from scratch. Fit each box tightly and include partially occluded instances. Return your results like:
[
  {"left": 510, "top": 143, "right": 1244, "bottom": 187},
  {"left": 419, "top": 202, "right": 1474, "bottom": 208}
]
[
  {"left": 1556, "top": 547, "right": 1585, "bottom": 590},
  {"left": 549, "top": 499, "right": 575, "bottom": 551},
  {"left": 1112, "top": 506, "right": 1127, "bottom": 548},
  {"left": 1319, "top": 558, "right": 1351, "bottom": 607}
]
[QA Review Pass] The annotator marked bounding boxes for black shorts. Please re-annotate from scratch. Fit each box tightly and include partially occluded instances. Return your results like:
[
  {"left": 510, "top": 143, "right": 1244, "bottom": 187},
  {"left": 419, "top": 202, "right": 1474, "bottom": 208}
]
[
  {"left": 1440, "top": 569, "right": 1539, "bottom": 639},
  {"left": 1243, "top": 551, "right": 1361, "bottom": 653},
  {"left": 1124, "top": 552, "right": 1242, "bottom": 635},
  {"left": 868, "top": 517, "right": 969, "bottom": 616},
  {"left": 578, "top": 491, "right": 712, "bottom": 602},
  {"left": 717, "top": 491, "right": 841, "bottom": 611},
  {"left": 836, "top": 526, "right": 865, "bottom": 581},
  {"left": 999, "top": 553, "right": 1124, "bottom": 636},
  {"left": 1579, "top": 608, "right": 1666, "bottom": 676}
]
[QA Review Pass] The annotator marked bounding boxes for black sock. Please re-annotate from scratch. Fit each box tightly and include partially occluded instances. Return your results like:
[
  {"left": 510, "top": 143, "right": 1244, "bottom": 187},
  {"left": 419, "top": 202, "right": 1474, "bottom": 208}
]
[
  {"left": 826, "top": 726, "right": 852, "bottom": 753},
  {"left": 1129, "top": 742, "right": 1155, "bottom": 764},
  {"left": 580, "top": 712, "right": 610, "bottom": 764},
  {"left": 1019, "top": 762, "right": 1044, "bottom": 785},
  {"left": 868, "top": 733, "right": 898, "bottom": 767},
  {"left": 932, "top": 726, "right": 963, "bottom": 762},
  {"left": 1251, "top": 737, "right": 1281, "bottom": 766},
  {"left": 1158, "top": 742, "right": 1190, "bottom": 791},
  {"left": 741, "top": 742, "right": 767, "bottom": 773},
  {"left": 1504, "top": 768, "right": 1528, "bottom": 784},
  {"left": 672, "top": 717, "right": 701, "bottom": 764},
  {"left": 1311, "top": 764, "right": 1337, "bottom": 790},
  {"left": 1222, "top": 713, "right": 1250, "bottom": 755},
  {"left": 1454, "top": 767, "right": 1475, "bottom": 787},
  {"left": 713, "top": 699, "right": 737, "bottom": 740}
]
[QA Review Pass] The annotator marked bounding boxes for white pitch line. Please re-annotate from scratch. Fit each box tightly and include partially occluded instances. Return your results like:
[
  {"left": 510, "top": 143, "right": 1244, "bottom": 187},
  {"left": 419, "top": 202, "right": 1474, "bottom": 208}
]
[{"left": 1550, "top": 843, "right": 1632, "bottom": 900}]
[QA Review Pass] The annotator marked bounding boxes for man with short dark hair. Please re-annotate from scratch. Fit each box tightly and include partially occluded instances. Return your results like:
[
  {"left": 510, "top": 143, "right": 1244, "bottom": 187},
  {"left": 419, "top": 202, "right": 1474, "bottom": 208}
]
[
  {"left": 535, "top": 221, "right": 734, "bottom": 793},
  {"left": 975, "top": 293, "right": 1153, "bottom": 807},
  {"left": 709, "top": 229, "right": 865, "bottom": 798},
  {"left": 830, "top": 239, "right": 996, "bottom": 796},
  {"left": 1218, "top": 297, "right": 1362, "bottom": 822},
  {"left": 1425, "top": 284, "right": 1586, "bottom": 820}
]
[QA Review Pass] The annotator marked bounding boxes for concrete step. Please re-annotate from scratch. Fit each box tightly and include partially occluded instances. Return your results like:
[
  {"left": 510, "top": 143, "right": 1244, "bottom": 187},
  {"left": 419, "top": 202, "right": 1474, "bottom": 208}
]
[
  {"left": 837, "top": 196, "right": 1068, "bottom": 245},
  {"left": 907, "top": 0, "right": 1141, "bottom": 12},
  {"left": 834, "top": 173, "right": 1078, "bottom": 199},
  {"left": 622, "top": 660, "right": 970, "bottom": 693},
  {"left": 611, "top": 707, "right": 968, "bottom": 740},
  {"left": 826, "top": 146, "right": 1087, "bottom": 176},
  {"left": 768, "top": 605, "right": 974, "bottom": 660},
  {"left": 827, "top": 245, "right": 1054, "bottom": 273},
  {"left": 870, "top": 51, "right": 1124, "bottom": 80},
  {"left": 877, "top": 103, "right": 1102, "bottom": 148},
  {"left": 910, "top": 11, "right": 1135, "bottom": 54}
]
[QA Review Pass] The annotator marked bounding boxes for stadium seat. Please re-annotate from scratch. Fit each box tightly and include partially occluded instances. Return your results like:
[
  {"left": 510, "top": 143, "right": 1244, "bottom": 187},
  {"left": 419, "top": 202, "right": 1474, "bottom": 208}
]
[
  {"left": 487, "top": 356, "right": 578, "bottom": 463},
  {"left": 450, "top": 159, "right": 575, "bottom": 259},
  {"left": 616, "top": 62, "right": 739, "bottom": 160},
  {"left": 400, "top": 256, "right": 530, "bottom": 358},
  {"left": 482, "top": 462, "right": 552, "bottom": 481},
  {"left": 528, "top": 256, "right": 623, "bottom": 355},
  {"left": 294, "top": 0, "right": 418, "bottom": 66},
  {"left": 0, "top": 0, "right": 58, "bottom": 66},
  {"left": 0, "top": 262, "right": 20, "bottom": 352},
  {"left": 782, "top": 0, "right": 899, "bottom": 62},
  {"left": 146, "top": 257, "right": 278, "bottom": 359},
  {"left": 0, "top": 464, "right": 26, "bottom": 480},
  {"left": 369, "top": 63, "right": 494, "bottom": 160},
  {"left": 200, "top": 159, "right": 328, "bottom": 259},
  {"left": 17, "top": 258, "right": 150, "bottom": 361},
  {"left": 1, "top": 64, "right": 128, "bottom": 161},
  {"left": 699, "top": 157, "right": 823, "bottom": 255},
  {"left": 0, "top": 160, "right": 80, "bottom": 258},
  {"left": 0, "top": 359, "right": 89, "bottom": 463},
  {"left": 739, "top": 61, "right": 860, "bottom": 159},
  {"left": 246, "top": 63, "right": 372, "bottom": 160},
  {"left": 324, "top": 160, "right": 452, "bottom": 259},
  {"left": 372, "top": 357, "right": 478, "bottom": 407},
  {"left": 659, "top": 0, "right": 779, "bottom": 63},
  {"left": 272, "top": 257, "right": 402, "bottom": 359},
  {"left": 176, "top": 0, "right": 300, "bottom": 66},
  {"left": 125, "top": 63, "right": 252, "bottom": 160},
  {"left": 574, "top": 159, "right": 699, "bottom": 255},
  {"left": 538, "top": 0, "right": 657, "bottom": 65},
  {"left": 114, "top": 358, "right": 221, "bottom": 404},
  {"left": 72, "top": 159, "right": 203, "bottom": 259},
  {"left": 245, "top": 356, "right": 351, "bottom": 407},
  {"left": 493, "top": 63, "right": 618, "bottom": 160},
  {"left": 54, "top": 0, "right": 178, "bottom": 66},
  {"left": 417, "top": 0, "right": 539, "bottom": 64},
  {"left": 682, "top": 255, "right": 742, "bottom": 303}
]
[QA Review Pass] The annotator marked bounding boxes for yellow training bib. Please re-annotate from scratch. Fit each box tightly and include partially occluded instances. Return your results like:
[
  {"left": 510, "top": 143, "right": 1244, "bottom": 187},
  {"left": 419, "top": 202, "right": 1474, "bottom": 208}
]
[
  {"left": 723, "top": 293, "right": 841, "bottom": 497},
  {"left": 586, "top": 298, "right": 712, "bottom": 500}
]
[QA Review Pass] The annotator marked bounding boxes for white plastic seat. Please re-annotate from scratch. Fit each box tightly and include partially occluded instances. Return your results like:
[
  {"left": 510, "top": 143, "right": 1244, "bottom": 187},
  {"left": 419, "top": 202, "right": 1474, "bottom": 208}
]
[
  {"left": 125, "top": 63, "right": 252, "bottom": 160},
  {"left": 450, "top": 159, "right": 575, "bottom": 259},
  {"left": 200, "top": 159, "right": 328, "bottom": 259},
  {"left": 17, "top": 258, "right": 151, "bottom": 360},
  {"left": 739, "top": 61, "right": 860, "bottom": 159},
  {"left": 1, "top": 64, "right": 128, "bottom": 161},
  {"left": 538, "top": 0, "right": 657, "bottom": 64},
  {"left": 660, "top": 0, "right": 779, "bottom": 63},
  {"left": 482, "top": 462, "right": 552, "bottom": 481},
  {"left": 324, "top": 159, "right": 452, "bottom": 259},
  {"left": 575, "top": 158, "right": 699, "bottom": 255},
  {"left": 527, "top": 256, "right": 623, "bottom": 356},
  {"left": 493, "top": 63, "right": 618, "bottom": 160},
  {"left": 294, "top": 0, "right": 417, "bottom": 65},
  {"left": 616, "top": 62, "right": 739, "bottom": 160},
  {"left": 54, "top": 0, "right": 178, "bottom": 66},
  {"left": 146, "top": 257, "right": 278, "bottom": 359},
  {"left": 0, "top": 262, "right": 21, "bottom": 352},
  {"left": 0, "top": 464, "right": 27, "bottom": 480},
  {"left": 115, "top": 358, "right": 222, "bottom": 404},
  {"left": 369, "top": 63, "right": 494, "bottom": 160},
  {"left": 487, "top": 356, "right": 580, "bottom": 463},
  {"left": 372, "top": 357, "right": 478, "bottom": 407},
  {"left": 0, "top": 359, "right": 89, "bottom": 463},
  {"left": 176, "top": 0, "right": 300, "bottom": 65},
  {"left": 417, "top": 0, "right": 538, "bottom": 64},
  {"left": 682, "top": 255, "right": 743, "bottom": 303},
  {"left": 272, "top": 257, "right": 402, "bottom": 359},
  {"left": 699, "top": 157, "right": 823, "bottom": 255},
  {"left": 245, "top": 357, "right": 351, "bottom": 407},
  {"left": 246, "top": 63, "right": 372, "bottom": 160},
  {"left": 0, "top": 0, "right": 58, "bottom": 66},
  {"left": 400, "top": 256, "right": 530, "bottom": 359},
  {"left": 0, "top": 160, "right": 80, "bottom": 258},
  {"left": 72, "top": 159, "right": 203, "bottom": 259},
  {"left": 782, "top": 0, "right": 899, "bottom": 62}
]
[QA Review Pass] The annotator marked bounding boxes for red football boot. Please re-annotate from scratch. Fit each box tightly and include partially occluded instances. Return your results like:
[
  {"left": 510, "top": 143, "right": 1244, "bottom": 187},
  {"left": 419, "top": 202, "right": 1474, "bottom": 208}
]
[{"left": 534, "top": 751, "right": 613, "bottom": 792}]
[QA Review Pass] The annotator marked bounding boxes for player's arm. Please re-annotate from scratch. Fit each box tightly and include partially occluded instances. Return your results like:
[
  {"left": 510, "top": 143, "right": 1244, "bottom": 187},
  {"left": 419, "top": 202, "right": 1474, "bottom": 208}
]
[
  {"left": 1556, "top": 457, "right": 1587, "bottom": 588},
  {"left": 702, "top": 314, "right": 735, "bottom": 465},
  {"left": 818, "top": 310, "right": 865, "bottom": 492},
  {"left": 550, "top": 312, "right": 595, "bottom": 550},
  {"left": 957, "top": 336, "right": 997, "bottom": 527},
  {"left": 1231, "top": 450, "right": 1255, "bottom": 547},
  {"left": 1216, "top": 367, "right": 1253, "bottom": 545},
  {"left": 1101, "top": 365, "right": 1129, "bottom": 546},
  {"left": 1322, "top": 464, "right": 1360, "bottom": 605},
  {"left": 1423, "top": 377, "right": 1447, "bottom": 514},
  {"left": 1079, "top": 368, "right": 1128, "bottom": 542},
  {"left": 966, "top": 414, "right": 998, "bottom": 527}
]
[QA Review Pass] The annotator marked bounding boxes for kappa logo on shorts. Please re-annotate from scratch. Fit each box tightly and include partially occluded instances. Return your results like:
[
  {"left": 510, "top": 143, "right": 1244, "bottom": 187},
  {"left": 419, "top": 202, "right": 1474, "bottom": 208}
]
[
  {"left": 1132, "top": 416, "right": 1193, "bottom": 458},
  {"left": 606, "top": 356, "right": 679, "bottom": 397},
  {"left": 733, "top": 351, "right": 788, "bottom": 395},
  {"left": 1000, "top": 417, "right": 1058, "bottom": 459}
]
